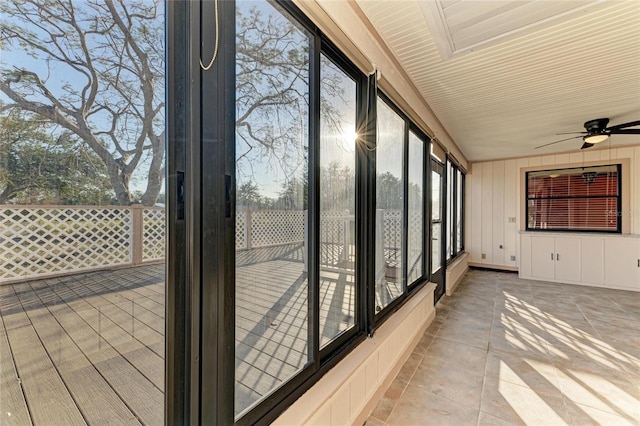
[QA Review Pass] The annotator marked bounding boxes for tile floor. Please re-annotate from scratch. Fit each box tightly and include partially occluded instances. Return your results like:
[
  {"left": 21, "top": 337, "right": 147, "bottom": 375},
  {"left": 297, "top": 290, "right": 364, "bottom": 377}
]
[{"left": 366, "top": 268, "right": 640, "bottom": 426}]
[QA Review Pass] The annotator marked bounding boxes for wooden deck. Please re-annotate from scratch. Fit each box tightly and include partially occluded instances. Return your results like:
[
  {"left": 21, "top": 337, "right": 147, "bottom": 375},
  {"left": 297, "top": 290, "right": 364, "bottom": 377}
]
[{"left": 0, "top": 245, "right": 363, "bottom": 424}]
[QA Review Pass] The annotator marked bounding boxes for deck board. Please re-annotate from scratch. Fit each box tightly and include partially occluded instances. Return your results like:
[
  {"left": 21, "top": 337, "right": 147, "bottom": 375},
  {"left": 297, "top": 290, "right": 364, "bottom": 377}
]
[
  {"left": 0, "top": 318, "right": 31, "bottom": 426},
  {"left": 0, "top": 254, "right": 370, "bottom": 422},
  {"left": 18, "top": 282, "right": 142, "bottom": 425},
  {"left": 5, "top": 315, "right": 85, "bottom": 425}
]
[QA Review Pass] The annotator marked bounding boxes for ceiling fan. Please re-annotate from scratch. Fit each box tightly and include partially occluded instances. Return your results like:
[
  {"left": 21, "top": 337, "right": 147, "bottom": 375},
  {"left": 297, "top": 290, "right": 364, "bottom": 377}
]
[{"left": 535, "top": 118, "right": 640, "bottom": 150}]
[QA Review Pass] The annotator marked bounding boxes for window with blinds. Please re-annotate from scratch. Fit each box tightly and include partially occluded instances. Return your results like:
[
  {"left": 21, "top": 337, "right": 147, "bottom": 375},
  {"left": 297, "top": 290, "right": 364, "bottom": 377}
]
[{"left": 526, "top": 164, "right": 621, "bottom": 232}]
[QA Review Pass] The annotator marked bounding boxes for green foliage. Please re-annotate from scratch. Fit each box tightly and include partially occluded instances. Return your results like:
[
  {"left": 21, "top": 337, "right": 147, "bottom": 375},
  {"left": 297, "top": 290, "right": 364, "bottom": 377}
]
[
  {"left": 377, "top": 172, "right": 403, "bottom": 209},
  {"left": 0, "top": 0, "right": 165, "bottom": 205},
  {"left": 0, "top": 112, "right": 115, "bottom": 205}
]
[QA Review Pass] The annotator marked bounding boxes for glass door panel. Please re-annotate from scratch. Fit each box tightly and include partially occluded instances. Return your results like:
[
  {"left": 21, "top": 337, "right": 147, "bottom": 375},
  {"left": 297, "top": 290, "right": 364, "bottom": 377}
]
[
  {"left": 319, "top": 54, "right": 357, "bottom": 348},
  {"left": 234, "top": 0, "right": 311, "bottom": 417},
  {"left": 431, "top": 159, "right": 445, "bottom": 301},
  {"left": 374, "top": 99, "right": 405, "bottom": 312},
  {"left": 407, "top": 132, "right": 424, "bottom": 284},
  {"left": 0, "top": 1, "right": 167, "bottom": 424}
]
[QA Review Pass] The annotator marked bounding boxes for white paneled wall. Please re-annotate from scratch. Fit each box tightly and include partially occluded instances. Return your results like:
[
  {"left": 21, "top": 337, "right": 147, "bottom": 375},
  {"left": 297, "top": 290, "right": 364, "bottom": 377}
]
[{"left": 466, "top": 145, "right": 640, "bottom": 269}]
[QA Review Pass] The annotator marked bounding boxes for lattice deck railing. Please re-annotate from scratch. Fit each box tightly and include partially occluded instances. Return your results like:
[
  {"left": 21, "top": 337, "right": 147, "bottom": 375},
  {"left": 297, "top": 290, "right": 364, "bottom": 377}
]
[
  {"left": 1, "top": 206, "right": 406, "bottom": 283},
  {"left": 0, "top": 205, "right": 165, "bottom": 284}
]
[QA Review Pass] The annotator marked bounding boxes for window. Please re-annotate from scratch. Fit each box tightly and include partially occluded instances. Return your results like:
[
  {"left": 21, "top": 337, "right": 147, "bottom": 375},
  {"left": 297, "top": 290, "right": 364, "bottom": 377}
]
[
  {"left": 526, "top": 164, "right": 621, "bottom": 232},
  {"left": 374, "top": 96, "right": 430, "bottom": 314},
  {"left": 407, "top": 131, "right": 425, "bottom": 284},
  {"left": 206, "top": 0, "right": 435, "bottom": 422},
  {"left": 1, "top": 1, "right": 168, "bottom": 424},
  {"left": 375, "top": 98, "right": 406, "bottom": 310},
  {"left": 446, "top": 159, "right": 465, "bottom": 260},
  {"left": 319, "top": 53, "right": 357, "bottom": 347},
  {"left": 235, "top": 0, "right": 312, "bottom": 417}
]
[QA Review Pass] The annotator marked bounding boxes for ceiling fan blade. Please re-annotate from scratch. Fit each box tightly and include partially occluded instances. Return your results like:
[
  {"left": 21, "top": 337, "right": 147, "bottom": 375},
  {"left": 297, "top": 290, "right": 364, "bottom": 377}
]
[
  {"left": 581, "top": 142, "right": 595, "bottom": 149},
  {"left": 535, "top": 136, "right": 581, "bottom": 149},
  {"left": 556, "top": 131, "right": 587, "bottom": 135},
  {"left": 609, "top": 129, "right": 640, "bottom": 135},
  {"left": 608, "top": 120, "right": 640, "bottom": 131}
]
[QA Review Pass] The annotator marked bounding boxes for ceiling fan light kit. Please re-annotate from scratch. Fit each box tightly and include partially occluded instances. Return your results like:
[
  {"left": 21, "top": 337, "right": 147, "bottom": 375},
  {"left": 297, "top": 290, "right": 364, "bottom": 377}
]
[{"left": 583, "top": 133, "right": 609, "bottom": 144}]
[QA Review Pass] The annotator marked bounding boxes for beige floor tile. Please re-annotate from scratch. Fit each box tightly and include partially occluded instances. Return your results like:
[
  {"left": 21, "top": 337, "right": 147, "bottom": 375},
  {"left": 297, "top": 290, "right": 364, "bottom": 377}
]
[
  {"left": 478, "top": 411, "right": 520, "bottom": 426},
  {"left": 385, "top": 384, "right": 479, "bottom": 426},
  {"left": 435, "top": 317, "right": 491, "bottom": 349},
  {"left": 410, "top": 357, "right": 485, "bottom": 410},
  {"left": 485, "top": 351, "right": 560, "bottom": 392},
  {"left": 555, "top": 367, "right": 640, "bottom": 420},
  {"left": 565, "top": 401, "right": 640, "bottom": 426},
  {"left": 364, "top": 417, "right": 386, "bottom": 426},
  {"left": 480, "top": 376, "right": 571, "bottom": 425},
  {"left": 395, "top": 352, "right": 423, "bottom": 383},
  {"left": 368, "top": 270, "right": 640, "bottom": 426},
  {"left": 370, "top": 397, "right": 396, "bottom": 423},
  {"left": 413, "top": 332, "right": 435, "bottom": 354},
  {"left": 424, "top": 337, "right": 488, "bottom": 371}
]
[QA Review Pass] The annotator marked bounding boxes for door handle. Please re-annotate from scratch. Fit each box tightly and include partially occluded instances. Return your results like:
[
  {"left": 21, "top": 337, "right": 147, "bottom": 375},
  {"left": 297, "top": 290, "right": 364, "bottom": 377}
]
[
  {"left": 551, "top": 253, "right": 554, "bottom": 261},
  {"left": 556, "top": 253, "right": 559, "bottom": 261}
]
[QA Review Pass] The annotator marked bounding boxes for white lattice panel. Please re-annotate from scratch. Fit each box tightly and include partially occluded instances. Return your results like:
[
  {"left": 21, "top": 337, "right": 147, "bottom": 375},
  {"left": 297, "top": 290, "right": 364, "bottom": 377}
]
[
  {"left": 384, "top": 210, "right": 402, "bottom": 249},
  {"left": 0, "top": 207, "right": 131, "bottom": 282},
  {"left": 142, "top": 208, "right": 165, "bottom": 261},
  {"left": 236, "top": 211, "right": 247, "bottom": 249},
  {"left": 250, "top": 210, "right": 304, "bottom": 247},
  {"left": 320, "top": 212, "right": 346, "bottom": 243}
]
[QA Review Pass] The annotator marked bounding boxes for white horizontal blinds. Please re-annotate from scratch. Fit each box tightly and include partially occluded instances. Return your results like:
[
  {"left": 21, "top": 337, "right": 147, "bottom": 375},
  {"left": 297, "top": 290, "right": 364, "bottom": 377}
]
[{"left": 527, "top": 165, "right": 619, "bottom": 231}]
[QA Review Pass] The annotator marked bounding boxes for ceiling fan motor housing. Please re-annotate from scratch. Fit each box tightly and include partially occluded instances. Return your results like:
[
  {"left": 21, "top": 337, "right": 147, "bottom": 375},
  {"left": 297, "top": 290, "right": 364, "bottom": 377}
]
[{"left": 584, "top": 118, "right": 609, "bottom": 134}]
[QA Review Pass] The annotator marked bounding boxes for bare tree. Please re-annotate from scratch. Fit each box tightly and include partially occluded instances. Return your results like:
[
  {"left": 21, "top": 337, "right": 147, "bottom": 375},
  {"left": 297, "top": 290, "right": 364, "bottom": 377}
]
[
  {"left": 236, "top": 4, "right": 347, "bottom": 187},
  {"left": 1, "top": 1, "right": 347, "bottom": 206},
  {"left": 0, "top": 0, "right": 164, "bottom": 205}
]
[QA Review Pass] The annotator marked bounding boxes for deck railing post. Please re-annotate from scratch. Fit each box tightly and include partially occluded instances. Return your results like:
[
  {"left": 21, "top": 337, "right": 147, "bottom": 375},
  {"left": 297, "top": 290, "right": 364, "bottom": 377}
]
[
  {"left": 132, "top": 204, "right": 144, "bottom": 265},
  {"left": 375, "top": 209, "right": 385, "bottom": 285},
  {"left": 342, "top": 209, "right": 350, "bottom": 263},
  {"left": 303, "top": 209, "right": 308, "bottom": 273},
  {"left": 245, "top": 209, "right": 252, "bottom": 250}
]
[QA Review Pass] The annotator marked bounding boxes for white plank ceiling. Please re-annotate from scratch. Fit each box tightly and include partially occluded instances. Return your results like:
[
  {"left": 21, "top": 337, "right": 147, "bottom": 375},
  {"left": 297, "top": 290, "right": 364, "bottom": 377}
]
[{"left": 355, "top": 0, "right": 640, "bottom": 161}]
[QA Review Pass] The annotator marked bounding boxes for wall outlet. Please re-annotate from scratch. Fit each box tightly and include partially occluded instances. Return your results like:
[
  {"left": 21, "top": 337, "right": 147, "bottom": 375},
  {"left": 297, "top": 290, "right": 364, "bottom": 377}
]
[
  {"left": 481, "top": 253, "right": 486, "bottom": 259},
  {"left": 508, "top": 217, "right": 516, "bottom": 223},
  {"left": 510, "top": 255, "right": 516, "bottom": 261}
]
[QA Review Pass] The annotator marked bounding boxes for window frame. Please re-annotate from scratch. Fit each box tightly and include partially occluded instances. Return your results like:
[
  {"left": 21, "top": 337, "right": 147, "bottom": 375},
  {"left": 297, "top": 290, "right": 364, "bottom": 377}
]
[
  {"left": 445, "top": 156, "right": 465, "bottom": 263},
  {"left": 179, "top": 0, "right": 439, "bottom": 423},
  {"left": 372, "top": 92, "right": 431, "bottom": 326},
  {"left": 524, "top": 164, "right": 622, "bottom": 234}
]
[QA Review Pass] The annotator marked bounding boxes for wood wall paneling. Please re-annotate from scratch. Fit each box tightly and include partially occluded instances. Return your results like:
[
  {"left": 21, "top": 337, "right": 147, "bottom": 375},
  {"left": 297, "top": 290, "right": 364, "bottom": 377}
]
[
  {"left": 481, "top": 162, "right": 494, "bottom": 264},
  {"left": 469, "top": 162, "right": 483, "bottom": 263},
  {"left": 468, "top": 145, "right": 640, "bottom": 269},
  {"left": 492, "top": 161, "right": 505, "bottom": 265},
  {"left": 504, "top": 159, "right": 517, "bottom": 267}
]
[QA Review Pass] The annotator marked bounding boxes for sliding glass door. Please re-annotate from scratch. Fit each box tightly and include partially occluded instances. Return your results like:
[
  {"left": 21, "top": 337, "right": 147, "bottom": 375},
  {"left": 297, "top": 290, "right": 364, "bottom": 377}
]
[{"left": 430, "top": 158, "right": 445, "bottom": 301}]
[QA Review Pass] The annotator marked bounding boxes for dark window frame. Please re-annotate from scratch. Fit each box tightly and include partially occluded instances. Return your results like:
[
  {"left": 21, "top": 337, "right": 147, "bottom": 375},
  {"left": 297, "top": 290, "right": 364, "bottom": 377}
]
[
  {"left": 372, "top": 92, "right": 431, "bottom": 327},
  {"left": 525, "top": 164, "right": 622, "bottom": 234},
  {"left": 446, "top": 156, "right": 465, "bottom": 264},
  {"left": 172, "top": 0, "right": 440, "bottom": 424}
]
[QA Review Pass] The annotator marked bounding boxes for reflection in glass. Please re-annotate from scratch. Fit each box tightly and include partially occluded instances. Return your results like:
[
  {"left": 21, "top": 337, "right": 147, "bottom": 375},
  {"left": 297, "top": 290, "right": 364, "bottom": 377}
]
[
  {"left": 319, "top": 55, "right": 357, "bottom": 347},
  {"left": 235, "top": 1, "right": 310, "bottom": 417},
  {"left": 456, "top": 170, "right": 463, "bottom": 251},
  {"left": 375, "top": 99, "right": 405, "bottom": 312},
  {"left": 407, "top": 132, "right": 424, "bottom": 284},
  {"left": 0, "top": 1, "right": 166, "bottom": 424},
  {"left": 432, "top": 170, "right": 442, "bottom": 274},
  {"left": 446, "top": 162, "right": 454, "bottom": 259}
]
